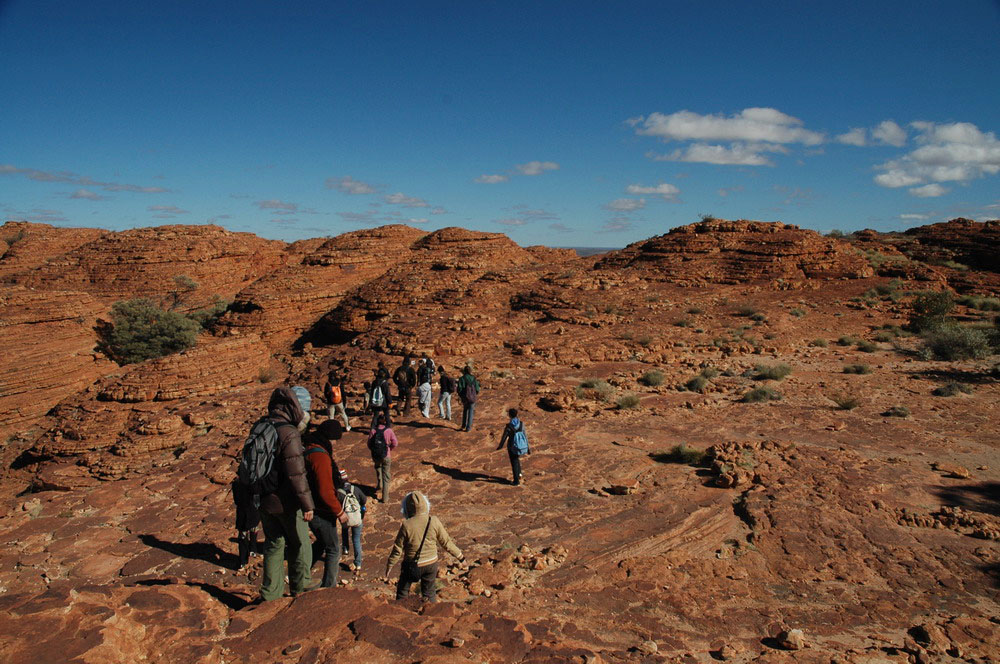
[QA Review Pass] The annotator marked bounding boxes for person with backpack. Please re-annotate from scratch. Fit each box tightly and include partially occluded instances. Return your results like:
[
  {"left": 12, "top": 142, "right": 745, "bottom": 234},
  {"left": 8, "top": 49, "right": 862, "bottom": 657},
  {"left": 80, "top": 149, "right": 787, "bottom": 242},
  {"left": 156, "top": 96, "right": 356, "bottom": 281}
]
[
  {"left": 416, "top": 358, "right": 434, "bottom": 418},
  {"left": 336, "top": 469, "right": 367, "bottom": 576},
  {"left": 456, "top": 366, "right": 481, "bottom": 432},
  {"left": 392, "top": 356, "right": 416, "bottom": 416},
  {"left": 302, "top": 420, "right": 350, "bottom": 588},
  {"left": 370, "top": 367, "right": 393, "bottom": 428},
  {"left": 496, "top": 408, "right": 531, "bottom": 485},
  {"left": 323, "top": 372, "right": 351, "bottom": 432},
  {"left": 367, "top": 412, "right": 398, "bottom": 503},
  {"left": 437, "top": 366, "right": 456, "bottom": 421},
  {"left": 243, "top": 385, "right": 316, "bottom": 602},
  {"left": 384, "top": 491, "right": 464, "bottom": 602}
]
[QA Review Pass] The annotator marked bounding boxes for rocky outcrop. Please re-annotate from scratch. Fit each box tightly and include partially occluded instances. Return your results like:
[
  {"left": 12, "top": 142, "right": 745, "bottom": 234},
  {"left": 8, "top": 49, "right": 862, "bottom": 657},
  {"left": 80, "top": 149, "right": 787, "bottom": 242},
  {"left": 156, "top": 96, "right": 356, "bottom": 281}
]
[
  {"left": 0, "top": 221, "right": 107, "bottom": 280},
  {"left": 14, "top": 224, "right": 287, "bottom": 312},
  {"left": 0, "top": 287, "right": 115, "bottom": 439},
  {"left": 598, "top": 218, "right": 874, "bottom": 284},
  {"left": 904, "top": 218, "right": 1000, "bottom": 273}
]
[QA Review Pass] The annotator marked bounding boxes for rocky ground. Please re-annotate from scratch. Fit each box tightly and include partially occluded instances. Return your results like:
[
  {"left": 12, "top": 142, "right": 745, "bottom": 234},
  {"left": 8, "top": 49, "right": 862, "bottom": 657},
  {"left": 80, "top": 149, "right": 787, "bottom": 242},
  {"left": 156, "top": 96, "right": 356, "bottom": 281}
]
[{"left": 0, "top": 218, "right": 998, "bottom": 663}]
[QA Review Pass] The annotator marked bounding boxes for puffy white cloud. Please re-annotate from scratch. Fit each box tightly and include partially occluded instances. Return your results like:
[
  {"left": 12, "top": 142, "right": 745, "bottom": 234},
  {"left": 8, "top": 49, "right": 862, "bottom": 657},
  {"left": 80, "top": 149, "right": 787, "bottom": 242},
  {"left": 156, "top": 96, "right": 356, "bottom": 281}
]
[
  {"left": 872, "top": 120, "right": 907, "bottom": 147},
  {"left": 634, "top": 108, "right": 824, "bottom": 146},
  {"left": 909, "top": 183, "right": 948, "bottom": 198},
  {"left": 648, "top": 143, "right": 779, "bottom": 166},
  {"left": 836, "top": 128, "right": 867, "bottom": 146},
  {"left": 406, "top": 218, "right": 428, "bottom": 224},
  {"left": 475, "top": 174, "right": 509, "bottom": 184},
  {"left": 384, "top": 192, "right": 429, "bottom": 208},
  {"left": 899, "top": 213, "right": 930, "bottom": 220},
  {"left": 874, "top": 121, "right": 1000, "bottom": 190},
  {"left": 626, "top": 183, "right": 680, "bottom": 200},
  {"left": 604, "top": 198, "right": 645, "bottom": 212},
  {"left": 70, "top": 188, "right": 106, "bottom": 200},
  {"left": 326, "top": 176, "right": 378, "bottom": 194},
  {"left": 515, "top": 161, "right": 559, "bottom": 176}
]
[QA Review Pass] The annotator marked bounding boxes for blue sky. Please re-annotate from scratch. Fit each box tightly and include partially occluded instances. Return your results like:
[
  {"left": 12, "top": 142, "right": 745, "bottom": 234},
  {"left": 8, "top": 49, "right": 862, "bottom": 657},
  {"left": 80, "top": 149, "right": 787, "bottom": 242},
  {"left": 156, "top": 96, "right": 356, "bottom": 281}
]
[{"left": 2, "top": 1, "right": 998, "bottom": 247}]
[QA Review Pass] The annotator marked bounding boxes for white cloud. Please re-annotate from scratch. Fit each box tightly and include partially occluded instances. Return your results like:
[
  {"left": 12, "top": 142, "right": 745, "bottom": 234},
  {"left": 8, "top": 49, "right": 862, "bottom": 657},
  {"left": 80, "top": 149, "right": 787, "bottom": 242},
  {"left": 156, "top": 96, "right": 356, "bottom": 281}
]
[
  {"left": 475, "top": 174, "right": 509, "bottom": 184},
  {"left": 326, "top": 176, "right": 378, "bottom": 194},
  {"left": 874, "top": 121, "right": 1000, "bottom": 190},
  {"left": 148, "top": 204, "right": 190, "bottom": 215},
  {"left": 872, "top": 120, "right": 907, "bottom": 147},
  {"left": 405, "top": 218, "right": 428, "bottom": 224},
  {"left": 384, "top": 192, "right": 429, "bottom": 208},
  {"left": 649, "top": 143, "right": 779, "bottom": 166},
  {"left": 604, "top": 198, "right": 646, "bottom": 212},
  {"left": 625, "top": 183, "right": 680, "bottom": 200},
  {"left": 836, "top": 128, "right": 867, "bottom": 146},
  {"left": 549, "top": 223, "right": 572, "bottom": 232},
  {"left": 899, "top": 213, "right": 930, "bottom": 220},
  {"left": 430, "top": 206, "right": 448, "bottom": 215},
  {"left": 255, "top": 199, "right": 298, "bottom": 211},
  {"left": 70, "top": 188, "right": 107, "bottom": 200},
  {"left": 495, "top": 218, "right": 528, "bottom": 226},
  {"left": 634, "top": 108, "right": 824, "bottom": 146},
  {"left": 515, "top": 161, "right": 559, "bottom": 176},
  {"left": 601, "top": 219, "right": 632, "bottom": 233},
  {"left": 909, "top": 183, "right": 949, "bottom": 198},
  {"left": 0, "top": 164, "right": 169, "bottom": 193}
]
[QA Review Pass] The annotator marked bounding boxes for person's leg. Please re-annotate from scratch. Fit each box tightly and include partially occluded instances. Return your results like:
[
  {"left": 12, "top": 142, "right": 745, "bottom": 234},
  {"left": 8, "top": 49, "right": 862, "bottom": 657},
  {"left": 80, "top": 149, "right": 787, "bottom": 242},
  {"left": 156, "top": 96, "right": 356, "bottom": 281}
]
[
  {"left": 381, "top": 457, "right": 392, "bottom": 503},
  {"left": 509, "top": 451, "right": 522, "bottom": 485},
  {"left": 285, "top": 510, "right": 314, "bottom": 594},
  {"left": 437, "top": 391, "right": 445, "bottom": 418},
  {"left": 336, "top": 402, "right": 350, "bottom": 430},
  {"left": 461, "top": 403, "right": 470, "bottom": 431},
  {"left": 327, "top": 404, "right": 335, "bottom": 420},
  {"left": 374, "top": 459, "right": 383, "bottom": 498},
  {"left": 419, "top": 562, "right": 439, "bottom": 602},
  {"left": 238, "top": 529, "right": 251, "bottom": 568},
  {"left": 467, "top": 402, "right": 476, "bottom": 430},
  {"left": 311, "top": 514, "right": 340, "bottom": 587},
  {"left": 340, "top": 522, "right": 350, "bottom": 562},
  {"left": 445, "top": 393, "right": 452, "bottom": 420},
  {"left": 258, "top": 511, "right": 287, "bottom": 601},
  {"left": 352, "top": 525, "right": 363, "bottom": 568},
  {"left": 396, "top": 565, "right": 416, "bottom": 599}
]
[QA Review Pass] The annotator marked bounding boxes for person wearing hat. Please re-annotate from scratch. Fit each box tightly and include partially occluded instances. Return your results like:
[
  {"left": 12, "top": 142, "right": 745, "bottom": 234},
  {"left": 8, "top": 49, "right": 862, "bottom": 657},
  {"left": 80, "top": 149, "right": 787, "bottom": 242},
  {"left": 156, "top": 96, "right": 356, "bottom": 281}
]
[
  {"left": 257, "top": 385, "right": 316, "bottom": 601},
  {"left": 336, "top": 468, "right": 368, "bottom": 576},
  {"left": 302, "top": 419, "right": 349, "bottom": 588},
  {"left": 384, "top": 491, "right": 464, "bottom": 602}
]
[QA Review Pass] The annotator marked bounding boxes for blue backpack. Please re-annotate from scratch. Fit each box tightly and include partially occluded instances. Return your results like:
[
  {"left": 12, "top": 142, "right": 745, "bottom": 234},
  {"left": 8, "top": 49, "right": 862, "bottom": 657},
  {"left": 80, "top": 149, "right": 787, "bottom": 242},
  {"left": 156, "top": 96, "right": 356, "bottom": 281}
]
[{"left": 510, "top": 419, "right": 529, "bottom": 456}]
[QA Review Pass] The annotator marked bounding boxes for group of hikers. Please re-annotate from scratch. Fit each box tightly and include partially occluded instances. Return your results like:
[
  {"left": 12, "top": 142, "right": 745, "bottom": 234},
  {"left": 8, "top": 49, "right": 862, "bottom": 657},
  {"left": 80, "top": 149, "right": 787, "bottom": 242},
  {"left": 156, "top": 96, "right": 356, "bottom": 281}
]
[{"left": 232, "top": 355, "right": 532, "bottom": 604}]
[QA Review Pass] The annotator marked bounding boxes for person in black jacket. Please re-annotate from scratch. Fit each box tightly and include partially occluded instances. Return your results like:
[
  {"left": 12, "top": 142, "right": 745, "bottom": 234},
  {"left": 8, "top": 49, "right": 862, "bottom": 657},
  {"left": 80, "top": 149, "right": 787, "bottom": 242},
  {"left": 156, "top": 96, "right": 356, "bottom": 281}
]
[{"left": 496, "top": 408, "right": 531, "bottom": 485}]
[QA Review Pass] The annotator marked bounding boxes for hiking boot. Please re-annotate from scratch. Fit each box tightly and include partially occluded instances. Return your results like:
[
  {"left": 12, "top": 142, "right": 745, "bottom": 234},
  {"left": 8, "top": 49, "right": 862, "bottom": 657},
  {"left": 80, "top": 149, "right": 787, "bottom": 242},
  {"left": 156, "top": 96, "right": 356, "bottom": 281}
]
[{"left": 291, "top": 580, "right": 321, "bottom": 597}]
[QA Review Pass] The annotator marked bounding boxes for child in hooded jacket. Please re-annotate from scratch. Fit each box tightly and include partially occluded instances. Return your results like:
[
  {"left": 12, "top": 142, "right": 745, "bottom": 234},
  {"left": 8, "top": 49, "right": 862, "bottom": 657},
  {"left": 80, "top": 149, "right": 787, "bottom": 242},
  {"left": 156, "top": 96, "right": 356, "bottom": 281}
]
[{"left": 384, "top": 491, "right": 464, "bottom": 601}]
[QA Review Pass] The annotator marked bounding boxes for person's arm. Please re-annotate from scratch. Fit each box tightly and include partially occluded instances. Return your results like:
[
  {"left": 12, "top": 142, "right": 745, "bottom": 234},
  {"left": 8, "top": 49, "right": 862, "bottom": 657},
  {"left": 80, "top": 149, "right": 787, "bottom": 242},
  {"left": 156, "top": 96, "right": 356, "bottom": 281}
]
[
  {"left": 384, "top": 525, "right": 406, "bottom": 578},
  {"left": 282, "top": 428, "right": 315, "bottom": 517},
  {"left": 385, "top": 428, "right": 399, "bottom": 451},
  {"left": 497, "top": 424, "right": 510, "bottom": 450},
  {"left": 311, "top": 453, "right": 344, "bottom": 518},
  {"left": 434, "top": 517, "right": 464, "bottom": 560}
]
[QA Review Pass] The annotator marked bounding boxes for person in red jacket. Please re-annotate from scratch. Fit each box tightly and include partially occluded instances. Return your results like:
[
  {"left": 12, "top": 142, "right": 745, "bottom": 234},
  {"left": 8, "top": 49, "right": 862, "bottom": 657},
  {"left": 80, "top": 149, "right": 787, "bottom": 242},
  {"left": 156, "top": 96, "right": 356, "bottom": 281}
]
[{"left": 302, "top": 419, "right": 349, "bottom": 587}]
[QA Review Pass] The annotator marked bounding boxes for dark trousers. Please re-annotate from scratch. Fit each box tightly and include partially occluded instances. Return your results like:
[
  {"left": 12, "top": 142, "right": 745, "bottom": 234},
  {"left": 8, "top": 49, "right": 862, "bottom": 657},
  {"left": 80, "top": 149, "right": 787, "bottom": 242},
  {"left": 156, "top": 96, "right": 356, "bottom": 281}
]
[
  {"left": 309, "top": 514, "right": 341, "bottom": 588},
  {"left": 237, "top": 527, "right": 259, "bottom": 568},
  {"left": 396, "top": 561, "right": 439, "bottom": 601},
  {"left": 508, "top": 450, "right": 522, "bottom": 485},
  {"left": 370, "top": 404, "right": 392, "bottom": 429},
  {"left": 461, "top": 402, "right": 476, "bottom": 431}
]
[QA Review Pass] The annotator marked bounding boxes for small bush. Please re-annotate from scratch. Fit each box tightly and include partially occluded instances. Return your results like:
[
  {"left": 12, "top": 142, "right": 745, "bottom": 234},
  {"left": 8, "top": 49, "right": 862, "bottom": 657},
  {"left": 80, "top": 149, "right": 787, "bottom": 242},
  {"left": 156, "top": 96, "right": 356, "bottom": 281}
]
[
  {"left": 187, "top": 296, "right": 231, "bottom": 329},
  {"left": 617, "top": 393, "right": 640, "bottom": 409},
  {"left": 957, "top": 295, "right": 1000, "bottom": 312},
  {"left": 872, "top": 330, "right": 895, "bottom": 342},
  {"left": 100, "top": 298, "right": 200, "bottom": 365},
  {"left": 684, "top": 375, "right": 709, "bottom": 393},
  {"left": 753, "top": 363, "right": 792, "bottom": 381},
  {"left": 909, "top": 291, "right": 954, "bottom": 332},
  {"left": 750, "top": 313, "right": 768, "bottom": 323},
  {"left": 882, "top": 405, "right": 910, "bottom": 418},
  {"left": 687, "top": 307, "right": 704, "bottom": 315},
  {"left": 639, "top": 370, "right": 665, "bottom": 387},
  {"left": 674, "top": 318, "right": 692, "bottom": 328},
  {"left": 741, "top": 386, "right": 781, "bottom": 403},
  {"left": 837, "top": 335, "right": 857, "bottom": 346},
  {"left": 258, "top": 368, "right": 275, "bottom": 383},
  {"left": 790, "top": 308, "right": 806, "bottom": 318},
  {"left": 735, "top": 304, "right": 758, "bottom": 317},
  {"left": 830, "top": 392, "right": 861, "bottom": 410},
  {"left": 922, "top": 326, "right": 992, "bottom": 361},
  {"left": 699, "top": 367, "right": 719, "bottom": 379},
  {"left": 637, "top": 335, "right": 655, "bottom": 347},
  {"left": 810, "top": 338, "right": 829, "bottom": 348},
  {"left": 856, "top": 340, "right": 878, "bottom": 353},
  {"left": 932, "top": 382, "right": 972, "bottom": 397},
  {"left": 579, "top": 379, "right": 616, "bottom": 402},
  {"left": 651, "top": 444, "right": 706, "bottom": 466},
  {"left": 843, "top": 364, "right": 872, "bottom": 375}
]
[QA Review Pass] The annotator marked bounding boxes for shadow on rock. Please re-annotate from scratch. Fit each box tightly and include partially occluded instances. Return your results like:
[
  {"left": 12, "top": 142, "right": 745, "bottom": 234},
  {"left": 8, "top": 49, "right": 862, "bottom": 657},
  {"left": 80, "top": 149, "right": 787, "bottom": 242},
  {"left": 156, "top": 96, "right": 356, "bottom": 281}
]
[
  {"left": 422, "top": 461, "right": 507, "bottom": 484},
  {"left": 135, "top": 577, "right": 251, "bottom": 610},
  {"left": 934, "top": 482, "right": 1000, "bottom": 517},
  {"left": 139, "top": 534, "right": 241, "bottom": 570}
]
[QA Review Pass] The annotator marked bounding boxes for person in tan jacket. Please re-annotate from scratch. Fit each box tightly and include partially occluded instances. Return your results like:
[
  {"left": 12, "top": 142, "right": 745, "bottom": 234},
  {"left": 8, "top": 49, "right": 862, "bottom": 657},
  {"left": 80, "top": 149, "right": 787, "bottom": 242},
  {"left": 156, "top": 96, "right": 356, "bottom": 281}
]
[{"left": 384, "top": 491, "right": 464, "bottom": 601}]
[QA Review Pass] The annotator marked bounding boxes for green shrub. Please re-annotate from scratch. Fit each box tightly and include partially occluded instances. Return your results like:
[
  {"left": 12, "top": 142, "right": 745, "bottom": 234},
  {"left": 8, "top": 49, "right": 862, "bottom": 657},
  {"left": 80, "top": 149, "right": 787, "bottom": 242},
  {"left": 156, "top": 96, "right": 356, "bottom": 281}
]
[
  {"left": 674, "top": 318, "right": 692, "bottom": 328},
  {"left": 687, "top": 307, "right": 704, "bottom": 315},
  {"left": 750, "top": 313, "right": 768, "bottom": 323},
  {"left": 837, "top": 335, "right": 857, "bottom": 346},
  {"left": 922, "top": 326, "right": 991, "bottom": 361},
  {"left": 830, "top": 392, "right": 861, "bottom": 410},
  {"left": 639, "top": 370, "right": 665, "bottom": 387},
  {"left": 684, "top": 375, "right": 709, "bottom": 393},
  {"left": 843, "top": 364, "right": 872, "bottom": 375},
  {"left": 872, "top": 330, "right": 895, "bottom": 342},
  {"left": 579, "top": 379, "right": 616, "bottom": 402},
  {"left": 637, "top": 335, "right": 655, "bottom": 347},
  {"left": 882, "top": 405, "right": 910, "bottom": 418},
  {"left": 810, "top": 338, "right": 829, "bottom": 348},
  {"left": 957, "top": 295, "right": 1000, "bottom": 312},
  {"left": 616, "top": 393, "right": 640, "bottom": 409},
  {"left": 753, "top": 363, "right": 792, "bottom": 381},
  {"left": 909, "top": 291, "right": 954, "bottom": 332},
  {"left": 932, "top": 382, "right": 972, "bottom": 397},
  {"left": 735, "top": 304, "right": 758, "bottom": 317},
  {"left": 699, "top": 367, "right": 719, "bottom": 379},
  {"left": 187, "top": 296, "right": 231, "bottom": 329},
  {"left": 741, "top": 386, "right": 781, "bottom": 403},
  {"left": 101, "top": 298, "right": 200, "bottom": 365},
  {"left": 651, "top": 444, "right": 706, "bottom": 466},
  {"left": 790, "top": 308, "right": 806, "bottom": 318},
  {"left": 856, "top": 340, "right": 878, "bottom": 353}
]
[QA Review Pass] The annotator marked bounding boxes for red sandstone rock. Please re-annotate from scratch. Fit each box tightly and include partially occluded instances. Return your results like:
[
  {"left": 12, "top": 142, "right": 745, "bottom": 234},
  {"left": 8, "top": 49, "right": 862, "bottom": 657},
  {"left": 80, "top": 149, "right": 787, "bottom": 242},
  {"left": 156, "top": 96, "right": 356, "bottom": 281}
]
[{"left": 0, "top": 221, "right": 107, "bottom": 280}]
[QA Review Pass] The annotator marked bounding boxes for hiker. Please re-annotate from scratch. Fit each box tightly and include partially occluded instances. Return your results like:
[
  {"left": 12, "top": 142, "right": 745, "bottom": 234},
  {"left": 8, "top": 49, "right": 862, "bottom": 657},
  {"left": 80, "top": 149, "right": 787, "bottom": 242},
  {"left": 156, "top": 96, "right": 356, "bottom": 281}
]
[
  {"left": 392, "top": 356, "right": 416, "bottom": 416},
  {"left": 231, "top": 478, "right": 260, "bottom": 568},
  {"left": 496, "top": 408, "right": 531, "bottom": 485},
  {"left": 256, "top": 385, "right": 316, "bottom": 601},
  {"left": 416, "top": 358, "right": 434, "bottom": 418},
  {"left": 384, "top": 491, "right": 464, "bottom": 602},
  {"left": 370, "top": 366, "right": 393, "bottom": 428},
  {"left": 437, "top": 366, "right": 456, "bottom": 421},
  {"left": 302, "top": 420, "right": 349, "bottom": 587},
  {"left": 336, "top": 469, "right": 368, "bottom": 576},
  {"left": 323, "top": 372, "right": 351, "bottom": 431},
  {"left": 367, "top": 412, "right": 398, "bottom": 503},
  {"left": 361, "top": 380, "right": 372, "bottom": 414},
  {"left": 456, "top": 366, "right": 481, "bottom": 432}
]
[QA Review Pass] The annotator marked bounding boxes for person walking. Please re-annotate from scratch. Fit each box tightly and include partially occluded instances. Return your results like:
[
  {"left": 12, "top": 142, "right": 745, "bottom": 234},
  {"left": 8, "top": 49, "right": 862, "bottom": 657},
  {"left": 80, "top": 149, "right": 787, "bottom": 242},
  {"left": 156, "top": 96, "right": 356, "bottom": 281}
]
[
  {"left": 370, "top": 366, "right": 393, "bottom": 428},
  {"left": 231, "top": 477, "right": 260, "bottom": 569},
  {"left": 496, "top": 408, "right": 531, "bottom": 485},
  {"left": 456, "top": 366, "right": 481, "bottom": 432},
  {"left": 256, "top": 386, "right": 315, "bottom": 601},
  {"left": 302, "top": 420, "right": 349, "bottom": 588},
  {"left": 384, "top": 491, "right": 464, "bottom": 602},
  {"left": 416, "top": 358, "right": 433, "bottom": 418},
  {"left": 437, "top": 366, "right": 455, "bottom": 421},
  {"left": 367, "top": 412, "right": 398, "bottom": 503},
  {"left": 392, "top": 356, "right": 416, "bottom": 416},
  {"left": 323, "top": 372, "right": 351, "bottom": 431},
  {"left": 336, "top": 469, "right": 368, "bottom": 576}
]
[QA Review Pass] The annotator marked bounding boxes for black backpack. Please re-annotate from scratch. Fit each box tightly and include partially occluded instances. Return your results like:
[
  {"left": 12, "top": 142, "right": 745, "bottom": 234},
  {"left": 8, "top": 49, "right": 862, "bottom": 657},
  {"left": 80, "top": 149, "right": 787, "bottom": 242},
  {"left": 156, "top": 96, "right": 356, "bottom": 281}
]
[
  {"left": 368, "top": 427, "right": 389, "bottom": 462},
  {"left": 237, "top": 418, "right": 284, "bottom": 504},
  {"left": 393, "top": 365, "right": 413, "bottom": 389}
]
